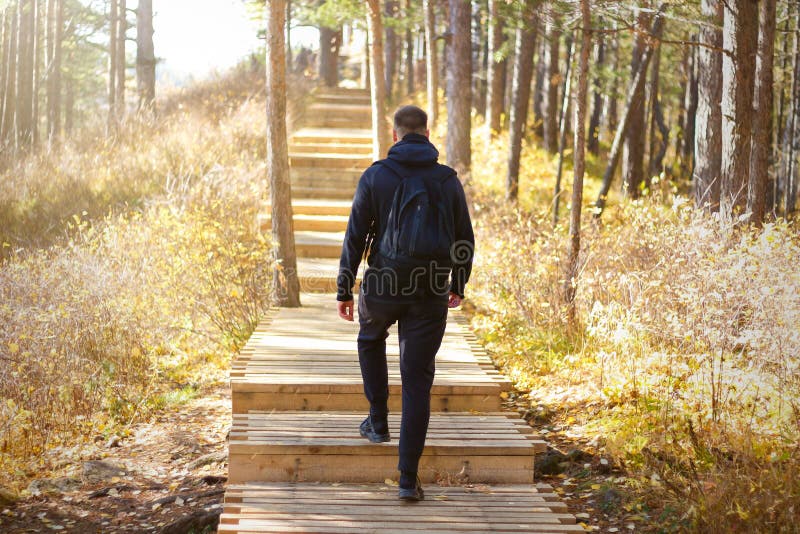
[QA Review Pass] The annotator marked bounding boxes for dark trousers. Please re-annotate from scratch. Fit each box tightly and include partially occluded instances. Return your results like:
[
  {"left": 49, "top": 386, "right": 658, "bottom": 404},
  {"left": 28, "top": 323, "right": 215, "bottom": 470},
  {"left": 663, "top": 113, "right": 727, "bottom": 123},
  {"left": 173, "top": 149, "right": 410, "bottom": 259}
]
[{"left": 356, "top": 290, "right": 449, "bottom": 474}]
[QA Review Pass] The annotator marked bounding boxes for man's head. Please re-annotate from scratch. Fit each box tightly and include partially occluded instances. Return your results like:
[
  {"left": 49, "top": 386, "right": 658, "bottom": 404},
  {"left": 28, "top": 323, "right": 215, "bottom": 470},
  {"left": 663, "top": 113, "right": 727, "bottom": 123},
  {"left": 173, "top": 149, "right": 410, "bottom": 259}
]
[{"left": 392, "top": 105, "right": 429, "bottom": 142}]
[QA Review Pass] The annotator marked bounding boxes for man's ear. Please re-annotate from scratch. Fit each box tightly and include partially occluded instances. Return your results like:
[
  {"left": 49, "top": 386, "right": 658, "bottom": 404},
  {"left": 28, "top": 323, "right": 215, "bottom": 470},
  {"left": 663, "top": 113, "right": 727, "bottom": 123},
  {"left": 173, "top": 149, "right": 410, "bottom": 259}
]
[
  {"left": 425, "top": 128, "right": 430, "bottom": 139},
  {"left": 392, "top": 129, "right": 398, "bottom": 142}
]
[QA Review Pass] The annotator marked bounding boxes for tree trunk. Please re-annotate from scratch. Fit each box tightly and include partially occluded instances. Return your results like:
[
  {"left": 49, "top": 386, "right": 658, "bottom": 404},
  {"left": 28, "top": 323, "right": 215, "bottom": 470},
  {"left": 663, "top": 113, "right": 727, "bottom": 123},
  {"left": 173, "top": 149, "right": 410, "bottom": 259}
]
[
  {"left": 532, "top": 34, "right": 545, "bottom": 137},
  {"left": 647, "top": 21, "right": 667, "bottom": 182},
  {"left": 605, "top": 25, "right": 619, "bottom": 135},
  {"left": 367, "top": 0, "right": 391, "bottom": 160},
  {"left": 16, "top": 0, "right": 35, "bottom": 149},
  {"left": 505, "top": 0, "right": 538, "bottom": 201},
  {"left": 318, "top": 25, "right": 339, "bottom": 87},
  {"left": 1, "top": 7, "right": 15, "bottom": 148},
  {"left": 747, "top": 0, "right": 776, "bottom": 225},
  {"left": 474, "top": 7, "right": 487, "bottom": 119},
  {"left": 778, "top": 8, "right": 799, "bottom": 216},
  {"left": 384, "top": 0, "right": 398, "bottom": 98},
  {"left": 693, "top": 0, "right": 723, "bottom": 210},
  {"left": 46, "top": 0, "right": 63, "bottom": 141},
  {"left": 621, "top": 6, "right": 650, "bottom": 198},
  {"left": 586, "top": 16, "right": 604, "bottom": 155},
  {"left": 594, "top": 7, "right": 665, "bottom": 217},
  {"left": 0, "top": 9, "right": 7, "bottom": 146},
  {"left": 108, "top": 0, "right": 118, "bottom": 131},
  {"left": 423, "top": 0, "right": 438, "bottom": 128},
  {"left": 136, "top": 0, "right": 155, "bottom": 114},
  {"left": 0, "top": 8, "right": 13, "bottom": 149},
  {"left": 542, "top": 17, "right": 560, "bottom": 153},
  {"left": 485, "top": 0, "right": 505, "bottom": 138},
  {"left": 776, "top": 4, "right": 792, "bottom": 155},
  {"left": 31, "top": 0, "right": 39, "bottom": 149},
  {"left": 445, "top": 0, "right": 471, "bottom": 179},
  {"left": 64, "top": 62, "right": 73, "bottom": 134},
  {"left": 565, "top": 0, "right": 591, "bottom": 328},
  {"left": 720, "top": 0, "right": 758, "bottom": 220},
  {"left": 266, "top": 0, "right": 300, "bottom": 308},
  {"left": 562, "top": 31, "right": 573, "bottom": 137},
  {"left": 116, "top": 0, "right": 126, "bottom": 119},
  {"left": 405, "top": 0, "right": 414, "bottom": 95},
  {"left": 678, "top": 39, "right": 698, "bottom": 177},
  {"left": 362, "top": 32, "right": 370, "bottom": 89},
  {"left": 286, "top": 0, "right": 292, "bottom": 68},
  {"left": 553, "top": 34, "right": 574, "bottom": 224}
]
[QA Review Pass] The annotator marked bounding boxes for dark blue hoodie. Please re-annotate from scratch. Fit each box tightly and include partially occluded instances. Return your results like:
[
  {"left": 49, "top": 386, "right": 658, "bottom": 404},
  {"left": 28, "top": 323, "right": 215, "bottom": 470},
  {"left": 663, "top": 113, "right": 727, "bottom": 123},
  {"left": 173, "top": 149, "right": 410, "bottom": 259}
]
[{"left": 336, "top": 133, "right": 474, "bottom": 302}]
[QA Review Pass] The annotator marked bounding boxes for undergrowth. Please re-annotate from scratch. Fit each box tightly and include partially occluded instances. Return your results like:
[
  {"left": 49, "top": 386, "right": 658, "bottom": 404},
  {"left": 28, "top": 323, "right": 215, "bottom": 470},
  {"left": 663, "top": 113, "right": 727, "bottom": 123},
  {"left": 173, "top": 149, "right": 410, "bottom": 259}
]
[
  {"left": 0, "top": 63, "right": 270, "bottom": 257},
  {"left": 0, "top": 64, "right": 313, "bottom": 489},
  {"left": 467, "top": 127, "right": 800, "bottom": 532}
]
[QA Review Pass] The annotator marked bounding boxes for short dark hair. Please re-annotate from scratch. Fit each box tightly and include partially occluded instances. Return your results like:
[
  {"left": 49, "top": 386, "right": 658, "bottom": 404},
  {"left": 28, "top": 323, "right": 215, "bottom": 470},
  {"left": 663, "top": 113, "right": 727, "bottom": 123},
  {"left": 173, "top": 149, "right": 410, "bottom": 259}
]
[{"left": 393, "top": 105, "right": 428, "bottom": 138}]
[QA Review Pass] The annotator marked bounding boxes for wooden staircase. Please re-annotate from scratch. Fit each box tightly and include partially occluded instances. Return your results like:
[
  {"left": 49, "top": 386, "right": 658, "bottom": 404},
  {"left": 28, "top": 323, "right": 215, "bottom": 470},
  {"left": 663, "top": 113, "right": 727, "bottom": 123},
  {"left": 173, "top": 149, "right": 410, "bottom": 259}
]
[{"left": 220, "top": 86, "right": 583, "bottom": 533}]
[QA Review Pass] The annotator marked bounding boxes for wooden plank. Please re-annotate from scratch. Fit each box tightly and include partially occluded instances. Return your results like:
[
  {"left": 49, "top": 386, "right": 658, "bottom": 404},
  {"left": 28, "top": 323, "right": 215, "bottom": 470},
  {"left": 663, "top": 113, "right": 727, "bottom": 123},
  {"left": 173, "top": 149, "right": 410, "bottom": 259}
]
[
  {"left": 231, "top": 391, "right": 503, "bottom": 413},
  {"left": 224, "top": 509, "right": 576, "bottom": 524},
  {"left": 230, "top": 382, "right": 504, "bottom": 394},
  {"left": 219, "top": 483, "right": 581, "bottom": 534},
  {"left": 218, "top": 524, "right": 586, "bottom": 534},
  {"left": 228, "top": 454, "right": 533, "bottom": 484}
]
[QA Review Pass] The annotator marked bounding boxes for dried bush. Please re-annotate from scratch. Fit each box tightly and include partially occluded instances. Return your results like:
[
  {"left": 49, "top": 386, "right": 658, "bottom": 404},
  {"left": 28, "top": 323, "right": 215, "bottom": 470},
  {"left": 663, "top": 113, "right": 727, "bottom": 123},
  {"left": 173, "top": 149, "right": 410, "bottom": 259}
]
[
  {"left": 0, "top": 64, "right": 307, "bottom": 485},
  {"left": 468, "top": 133, "right": 800, "bottom": 531}
]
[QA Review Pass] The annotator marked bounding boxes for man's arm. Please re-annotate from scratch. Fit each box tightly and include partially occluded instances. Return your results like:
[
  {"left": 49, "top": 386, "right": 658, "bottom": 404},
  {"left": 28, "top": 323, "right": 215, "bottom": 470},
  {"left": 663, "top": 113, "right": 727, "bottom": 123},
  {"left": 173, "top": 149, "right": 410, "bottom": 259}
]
[
  {"left": 449, "top": 177, "right": 474, "bottom": 300},
  {"left": 337, "top": 171, "right": 373, "bottom": 317}
]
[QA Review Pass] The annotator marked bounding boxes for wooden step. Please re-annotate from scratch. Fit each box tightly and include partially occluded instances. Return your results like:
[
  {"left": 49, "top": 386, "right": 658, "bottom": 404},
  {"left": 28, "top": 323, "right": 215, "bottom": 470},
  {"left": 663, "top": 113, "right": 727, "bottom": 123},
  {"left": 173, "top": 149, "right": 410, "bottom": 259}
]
[
  {"left": 308, "top": 103, "right": 372, "bottom": 115},
  {"left": 293, "top": 230, "right": 344, "bottom": 257},
  {"left": 291, "top": 185, "right": 358, "bottom": 200},
  {"left": 290, "top": 181, "right": 357, "bottom": 196},
  {"left": 260, "top": 199, "right": 352, "bottom": 217},
  {"left": 295, "top": 258, "right": 357, "bottom": 293},
  {"left": 258, "top": 214, "right": 349, "bottom": 233},
  {"left": 304, "top": 115, "right": 372, "bottom": 130},
  {"left": 315, "top": 94, "right": 372, "bottom": 106},
  {"left": 228, "top": 412, "right": 543, "bottom": 484},
  {"left": 315, "top": 87, "right": 370, "bottom": 97},
  {"left": 220, "top": 483, "right": 582, "bottom": 533},
  {"left": 290, "top": 167, "right": 363, "bottom": 181},
  {"left": 291, "top": 127, "right": 372, "bottom": 146},
  {"left": 289, "top": 153, "right": 372, "bottom": 169},
  {"left": 289, "top": 142, "right": 373, "bottom": 155},
  {"left": 231, "top": 294, "right": 508, "bottom": 411}
]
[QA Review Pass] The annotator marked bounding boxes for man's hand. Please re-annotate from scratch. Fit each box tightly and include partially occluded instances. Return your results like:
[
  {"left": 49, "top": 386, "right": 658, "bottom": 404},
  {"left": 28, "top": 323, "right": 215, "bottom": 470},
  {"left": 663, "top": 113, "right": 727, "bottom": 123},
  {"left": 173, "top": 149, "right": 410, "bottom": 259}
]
[
  {"left": 448, "top": 292, "right": 462, "bottom": 309},
  {"left": 338, "top": 300, "right": 355, "bottom": 321}
]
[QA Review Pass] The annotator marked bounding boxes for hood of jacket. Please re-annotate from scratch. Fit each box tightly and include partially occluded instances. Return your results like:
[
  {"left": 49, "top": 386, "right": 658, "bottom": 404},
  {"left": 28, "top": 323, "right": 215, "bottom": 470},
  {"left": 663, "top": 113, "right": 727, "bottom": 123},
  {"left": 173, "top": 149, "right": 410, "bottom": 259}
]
[{"left": 386, "top": 133, "right": 439, "bottom": 167}]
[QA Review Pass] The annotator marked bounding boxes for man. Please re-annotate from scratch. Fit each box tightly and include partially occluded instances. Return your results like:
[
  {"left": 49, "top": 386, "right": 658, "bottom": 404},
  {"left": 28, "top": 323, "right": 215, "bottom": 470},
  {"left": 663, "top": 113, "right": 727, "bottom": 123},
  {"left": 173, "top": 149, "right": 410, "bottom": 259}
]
[{"left": 336, "top": 105, "right": 474, "bottom": 501}]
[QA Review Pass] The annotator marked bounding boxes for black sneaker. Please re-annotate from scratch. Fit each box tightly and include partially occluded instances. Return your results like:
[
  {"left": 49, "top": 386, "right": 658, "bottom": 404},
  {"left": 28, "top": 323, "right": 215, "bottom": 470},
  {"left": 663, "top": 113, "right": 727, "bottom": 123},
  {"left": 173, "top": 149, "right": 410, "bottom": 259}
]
[
  {"left": 359, "top": 416, "right": 390, "bottom": 443},
  {"left": 398, "top": 475, "right": 424, "bottom": 502}
]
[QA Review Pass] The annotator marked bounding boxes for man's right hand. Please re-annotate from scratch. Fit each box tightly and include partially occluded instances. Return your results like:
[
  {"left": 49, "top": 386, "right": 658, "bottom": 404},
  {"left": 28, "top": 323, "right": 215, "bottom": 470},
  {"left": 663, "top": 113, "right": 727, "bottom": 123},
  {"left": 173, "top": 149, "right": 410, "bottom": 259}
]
[
  {"left": 448, "top": 292, "right": 462, "bottom": 308},
  {"left": 338, "top": 300, "right": 355, "bottom": 321}
]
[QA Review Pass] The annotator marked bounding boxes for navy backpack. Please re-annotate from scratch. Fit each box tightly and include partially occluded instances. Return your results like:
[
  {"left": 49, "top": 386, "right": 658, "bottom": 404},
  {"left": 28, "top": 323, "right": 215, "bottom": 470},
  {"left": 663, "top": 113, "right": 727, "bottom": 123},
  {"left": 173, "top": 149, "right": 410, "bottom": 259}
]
[{"left": 371, "top": 158, "right": 457, "bottom": 272}]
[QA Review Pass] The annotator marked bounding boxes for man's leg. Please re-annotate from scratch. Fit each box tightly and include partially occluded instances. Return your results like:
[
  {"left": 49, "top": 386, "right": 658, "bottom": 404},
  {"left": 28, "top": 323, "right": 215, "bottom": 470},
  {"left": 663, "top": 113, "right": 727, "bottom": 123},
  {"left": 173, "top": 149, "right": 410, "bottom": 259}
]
[
  {"left": 356, "top": 292, "right": 397, "bottom": 431},
  {"left": 396, "top": 296, "right": 448, "bottom": 476}
]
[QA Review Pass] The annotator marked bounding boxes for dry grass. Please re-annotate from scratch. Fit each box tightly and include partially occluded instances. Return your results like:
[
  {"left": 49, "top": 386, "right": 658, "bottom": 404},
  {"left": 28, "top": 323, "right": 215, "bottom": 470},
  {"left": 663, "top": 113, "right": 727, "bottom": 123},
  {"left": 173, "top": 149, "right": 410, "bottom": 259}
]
[
  {"left": 0, "top": 64, "right": 315, "bottom": 488},
  {"left": 0, "top": 63, "right": 270, "bottom": 256},
  {"left": 467, "top": 129, "right": 800, "bottom": 532}
]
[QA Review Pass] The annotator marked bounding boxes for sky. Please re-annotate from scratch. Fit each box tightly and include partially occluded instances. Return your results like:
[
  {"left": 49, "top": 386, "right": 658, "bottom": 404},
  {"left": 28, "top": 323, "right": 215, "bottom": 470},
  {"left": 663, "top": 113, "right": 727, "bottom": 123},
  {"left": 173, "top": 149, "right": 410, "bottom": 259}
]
[
  {"left": 150, "top": 0, "right": 320, "bottom": 84},
  {"left": 152, "top": 0, "right": 262, "bottom": 83}
]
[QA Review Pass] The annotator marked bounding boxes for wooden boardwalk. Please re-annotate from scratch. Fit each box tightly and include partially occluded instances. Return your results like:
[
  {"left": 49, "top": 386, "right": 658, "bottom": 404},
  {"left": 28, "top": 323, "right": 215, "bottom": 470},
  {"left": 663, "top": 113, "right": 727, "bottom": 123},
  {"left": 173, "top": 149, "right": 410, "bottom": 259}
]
[{"left": 221, "top": 87, "right": 580, "bottom": 533}]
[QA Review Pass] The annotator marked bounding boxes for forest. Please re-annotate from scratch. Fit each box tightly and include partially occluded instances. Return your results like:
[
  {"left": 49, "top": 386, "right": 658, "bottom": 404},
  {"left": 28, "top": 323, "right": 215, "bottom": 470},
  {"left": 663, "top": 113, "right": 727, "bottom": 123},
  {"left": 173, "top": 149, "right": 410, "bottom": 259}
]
[{"left": 0, "top": 0, "right": 799, "bottom": 532}]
